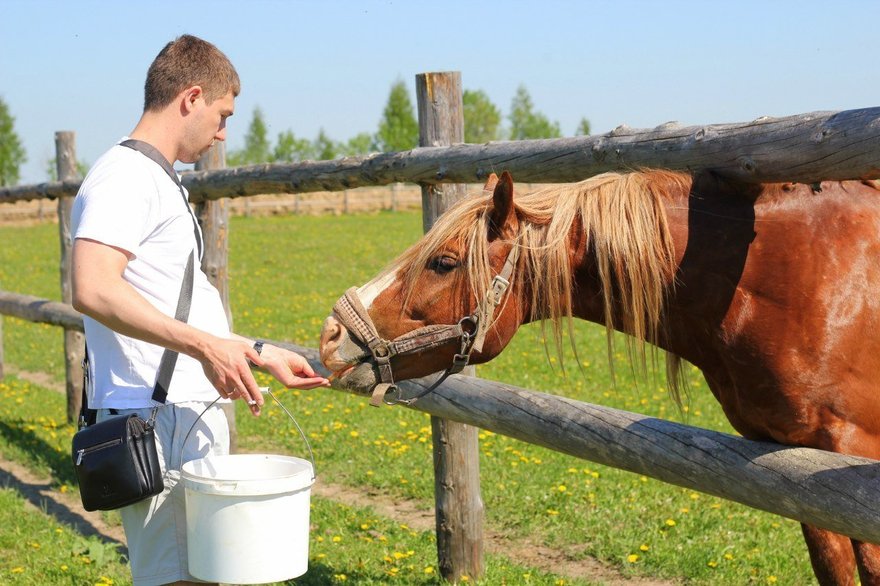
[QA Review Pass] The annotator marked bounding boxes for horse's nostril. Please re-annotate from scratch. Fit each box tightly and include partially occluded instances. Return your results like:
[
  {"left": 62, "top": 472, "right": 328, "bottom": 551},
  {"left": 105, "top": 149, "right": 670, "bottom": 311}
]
[{"left": 320, "top": 316, "right": 346, "bottom": 357}]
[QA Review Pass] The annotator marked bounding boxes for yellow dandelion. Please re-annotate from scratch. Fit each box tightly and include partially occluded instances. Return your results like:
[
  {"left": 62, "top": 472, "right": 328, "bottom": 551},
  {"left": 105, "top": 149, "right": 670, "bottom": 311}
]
[
  {"left": 665, "top": 519, "right": 676, "bottom": 527},
  {"left": 767, "top": 577, "right": 778, "bottom": 584},
  {"left": 640, "top": 544, "right": 650, "bottom": 551},
  {"left": 11, "top": 567, "right": 24, "bottom": 574},
  {"left": 708, "top": 560, "right": 718, "bottom": 568},
  {"left": 627, "top": 554, "right": 639, "bottom": 563},
  {"left": 424, "top": 566, "right": 435, "bottom": 574}
]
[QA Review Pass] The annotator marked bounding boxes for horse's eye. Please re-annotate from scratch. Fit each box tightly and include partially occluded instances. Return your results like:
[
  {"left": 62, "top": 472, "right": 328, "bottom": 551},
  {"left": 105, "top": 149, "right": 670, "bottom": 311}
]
[{"left": 428, "top": 255, "right": 460, "bottom": 274}]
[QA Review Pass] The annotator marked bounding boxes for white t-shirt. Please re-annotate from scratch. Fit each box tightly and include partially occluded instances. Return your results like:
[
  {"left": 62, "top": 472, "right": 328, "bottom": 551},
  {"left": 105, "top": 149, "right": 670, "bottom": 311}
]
[{"left": 72, "top": 139, "right": 230, "bottom": 408}]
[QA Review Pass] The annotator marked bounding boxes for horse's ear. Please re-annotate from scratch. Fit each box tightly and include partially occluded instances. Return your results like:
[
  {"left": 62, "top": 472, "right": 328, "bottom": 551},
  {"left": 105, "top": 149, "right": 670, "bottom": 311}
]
[
  {"left": 482, "top": 173, "right": 499, "bottom": 194},
  {"left": 488, "top": 170, "right": 517, "bottom": 239}
]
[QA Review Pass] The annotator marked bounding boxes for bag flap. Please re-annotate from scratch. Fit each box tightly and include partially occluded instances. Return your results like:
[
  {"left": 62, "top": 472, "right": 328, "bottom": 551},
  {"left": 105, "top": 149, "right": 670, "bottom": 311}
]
[{"left": 72, "top": 414, "right": 136, "bottom": 452}]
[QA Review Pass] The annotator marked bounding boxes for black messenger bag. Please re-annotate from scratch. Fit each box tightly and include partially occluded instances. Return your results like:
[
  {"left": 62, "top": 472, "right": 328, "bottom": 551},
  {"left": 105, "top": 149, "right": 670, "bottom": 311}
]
[{"left": 72, "top": 410, "right": 164, "bottom": 511}]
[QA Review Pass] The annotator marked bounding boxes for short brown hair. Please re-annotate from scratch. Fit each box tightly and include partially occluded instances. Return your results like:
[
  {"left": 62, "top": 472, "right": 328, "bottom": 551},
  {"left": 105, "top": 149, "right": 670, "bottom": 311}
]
[{"left": 144, "top": 34, "right": 240, "bottom": 111}]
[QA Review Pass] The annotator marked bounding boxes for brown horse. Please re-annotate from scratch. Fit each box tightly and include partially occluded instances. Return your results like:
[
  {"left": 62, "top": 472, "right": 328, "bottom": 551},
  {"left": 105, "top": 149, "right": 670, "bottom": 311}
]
[{"left": 320, "top": 169, "right": 880, "bottom": 585}]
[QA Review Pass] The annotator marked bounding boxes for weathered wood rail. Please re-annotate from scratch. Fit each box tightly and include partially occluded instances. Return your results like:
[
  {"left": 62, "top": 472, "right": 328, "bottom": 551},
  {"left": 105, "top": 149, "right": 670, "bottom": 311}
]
[
  {"left": 3, "top": 291, "right": 880, "bottom": 544},
  {"left": 281, "top": 342, "right": 880, "bottom": 545},
  {"left": 3, "top": 107, "right": 879, "bottom": 205}
]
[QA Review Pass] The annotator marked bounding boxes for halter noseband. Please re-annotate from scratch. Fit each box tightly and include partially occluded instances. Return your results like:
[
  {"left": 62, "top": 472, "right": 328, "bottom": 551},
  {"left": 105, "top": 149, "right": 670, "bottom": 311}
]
[{"left": 332, "top": 244, "right": 519, "bottom": 407}]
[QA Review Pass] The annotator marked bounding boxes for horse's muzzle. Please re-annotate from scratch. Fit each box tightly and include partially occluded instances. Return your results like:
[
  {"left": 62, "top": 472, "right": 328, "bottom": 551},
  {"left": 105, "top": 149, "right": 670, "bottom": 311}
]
[{"left": 319, "top": 316, "right": 378, "bottom": 390}]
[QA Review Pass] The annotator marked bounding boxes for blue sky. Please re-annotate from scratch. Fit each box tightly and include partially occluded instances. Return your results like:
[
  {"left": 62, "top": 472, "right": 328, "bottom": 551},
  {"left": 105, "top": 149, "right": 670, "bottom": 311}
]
[{"left": 2, "top": 0, "right": 878, "bottom": 184}]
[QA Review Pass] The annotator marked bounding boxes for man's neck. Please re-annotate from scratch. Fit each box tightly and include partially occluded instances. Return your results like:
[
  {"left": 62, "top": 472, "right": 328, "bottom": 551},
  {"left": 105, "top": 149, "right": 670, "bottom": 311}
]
[{"left": 129, "top": 112, "right": 180, "bottom": 165}]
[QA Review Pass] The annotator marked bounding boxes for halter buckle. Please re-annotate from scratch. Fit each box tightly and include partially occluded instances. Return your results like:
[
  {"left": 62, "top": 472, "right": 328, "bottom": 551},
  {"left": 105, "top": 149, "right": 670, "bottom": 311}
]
[
  {"left": 370, "top": 341, "right": 392, "bottom": 360},
  {"left": 458, "top": 315, "right": 478, "bottom": 335},
  {"left": 490, "top": 275, "right": 511, "bottom": 306}
]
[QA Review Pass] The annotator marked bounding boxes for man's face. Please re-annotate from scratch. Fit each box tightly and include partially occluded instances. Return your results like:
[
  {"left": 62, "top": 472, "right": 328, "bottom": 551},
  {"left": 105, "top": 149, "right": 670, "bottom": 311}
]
[{"left": 180, "top": 89, "right": 235, "bottom": 163}]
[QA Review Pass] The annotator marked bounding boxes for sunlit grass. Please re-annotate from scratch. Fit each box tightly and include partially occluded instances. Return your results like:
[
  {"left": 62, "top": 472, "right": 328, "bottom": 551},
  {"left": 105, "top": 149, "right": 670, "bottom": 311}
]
[{"left": 0, "top": 212, "right": 815, "bottom": 584}]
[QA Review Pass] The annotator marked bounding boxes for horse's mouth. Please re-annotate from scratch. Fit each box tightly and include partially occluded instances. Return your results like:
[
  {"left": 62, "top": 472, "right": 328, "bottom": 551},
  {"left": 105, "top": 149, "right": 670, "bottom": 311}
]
[
  {"left": 327, "top": 364, "right": 356, "bottom": 382},
  {"left": 323, "top": 359, "right": 380, "bottom": 394}
]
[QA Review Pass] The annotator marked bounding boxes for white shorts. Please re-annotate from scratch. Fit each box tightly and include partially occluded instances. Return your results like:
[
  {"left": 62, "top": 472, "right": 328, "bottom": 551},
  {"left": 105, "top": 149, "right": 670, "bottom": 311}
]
[{"left": 98, "top": 402, "right": 229, "bottom": 586}]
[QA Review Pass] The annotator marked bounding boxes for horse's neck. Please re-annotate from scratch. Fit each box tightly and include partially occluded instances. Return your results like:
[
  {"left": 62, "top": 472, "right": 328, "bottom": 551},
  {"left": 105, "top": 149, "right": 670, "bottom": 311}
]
[
  {"left": 652, "top": 178, "right": 760, "bottom": 363},
  {"left": 567, "top": 179, "right": 693, "bottom": 344}
]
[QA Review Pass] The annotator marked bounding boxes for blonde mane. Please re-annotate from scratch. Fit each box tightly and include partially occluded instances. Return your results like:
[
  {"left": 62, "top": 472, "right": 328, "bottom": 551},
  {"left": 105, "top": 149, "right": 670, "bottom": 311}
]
[{"left": 386, "top": 170, "right": 692, "bottom": 400}]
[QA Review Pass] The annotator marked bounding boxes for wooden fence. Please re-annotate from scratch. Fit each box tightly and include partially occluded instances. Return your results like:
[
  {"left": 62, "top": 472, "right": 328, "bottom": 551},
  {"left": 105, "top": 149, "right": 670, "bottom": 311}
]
[
  {"left": 1, "top": 72, "right": 879, "bottom": 582},
  {"left": 4, "top": 292, "right": 880, "bottom": 544}
]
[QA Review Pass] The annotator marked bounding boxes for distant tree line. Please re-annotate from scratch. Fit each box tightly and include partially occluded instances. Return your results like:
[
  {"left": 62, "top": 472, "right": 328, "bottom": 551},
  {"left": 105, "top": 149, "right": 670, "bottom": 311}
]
[
  {"left": 228, "top": 80, "right": 592, "bottom": 166},
  {"left": 0, "top": 83, "right": 593, "bottom": 184}
]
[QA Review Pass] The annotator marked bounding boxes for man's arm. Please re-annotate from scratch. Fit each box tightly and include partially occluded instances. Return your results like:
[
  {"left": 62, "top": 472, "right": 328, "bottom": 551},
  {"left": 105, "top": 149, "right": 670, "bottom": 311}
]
[{"left": 71, "top": 238, "right": 327, "bottom": 414}]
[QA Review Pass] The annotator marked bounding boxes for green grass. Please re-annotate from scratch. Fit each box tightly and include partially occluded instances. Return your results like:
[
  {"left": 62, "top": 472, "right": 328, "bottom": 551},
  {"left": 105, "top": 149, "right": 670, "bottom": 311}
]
[{"left": 0, "top": 212, "right": 817, "bottom": 584}]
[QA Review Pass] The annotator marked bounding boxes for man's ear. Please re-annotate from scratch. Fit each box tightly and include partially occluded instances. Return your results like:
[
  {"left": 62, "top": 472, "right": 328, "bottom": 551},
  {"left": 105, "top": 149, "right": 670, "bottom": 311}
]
[
  {"left": 488, "top": 171, "right": 518, "bottom": 240},
  {"left": 181, "top": 86, "right": 203, "bottom": 113}
]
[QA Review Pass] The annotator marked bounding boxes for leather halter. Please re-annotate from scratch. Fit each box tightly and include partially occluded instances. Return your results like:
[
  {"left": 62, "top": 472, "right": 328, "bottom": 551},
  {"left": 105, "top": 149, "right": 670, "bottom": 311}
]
[{"left": 332, "top": 244, "right": 519, "bottom": 407}]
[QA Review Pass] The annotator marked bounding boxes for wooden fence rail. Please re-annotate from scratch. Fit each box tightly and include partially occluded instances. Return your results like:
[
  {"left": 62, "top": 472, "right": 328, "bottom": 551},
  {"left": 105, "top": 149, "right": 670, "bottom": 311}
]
[
  {"left": 3, "top": 107, "right": 879, "bottom": 206},
  {"left": 3, "top": 291, "right": 880, "bottom": 544},
  {"left": 277, "top": 343, "right": 880, "bottom": 546}
]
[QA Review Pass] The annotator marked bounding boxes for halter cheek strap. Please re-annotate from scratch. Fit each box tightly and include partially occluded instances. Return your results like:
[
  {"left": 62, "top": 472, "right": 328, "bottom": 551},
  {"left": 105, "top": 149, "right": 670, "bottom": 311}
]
[{"left": 331, "top": 243, "right": 519, "bottom": 407}]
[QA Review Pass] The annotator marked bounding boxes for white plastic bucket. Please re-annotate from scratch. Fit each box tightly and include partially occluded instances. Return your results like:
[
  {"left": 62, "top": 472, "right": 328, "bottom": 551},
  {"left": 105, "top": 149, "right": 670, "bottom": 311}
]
[{"left": 181, "top": 453, "right": 314, "bottom": 584}]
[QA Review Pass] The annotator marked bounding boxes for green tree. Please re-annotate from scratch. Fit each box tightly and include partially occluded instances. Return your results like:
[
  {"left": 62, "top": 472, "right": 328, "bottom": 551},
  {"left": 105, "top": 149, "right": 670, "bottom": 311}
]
[
  {"left": 273, "top": 130, "right": 314, "bottom": 163},
  {"left": 375, "top": 79, "right": 418, "bottom": 152},
  {"left": 229, "top": 106, "right": 271, "bottom": 165},
  {"left": 575, "top": 117, "right": 592, "bottom": 136},
  {"left": 312, "top": 128, "right": 339, "bottom": 160},
  {"left": 46, "top": 158, "right": 89, "bottom": 181},
  {"left": 340, "top": 132, "right": 374, "bottom": 157},
  {"left": 0, "top": 97, "right": 27, "bottom": 186},
  {"left": 508, "top": 84, "right": 561, "bottom": 140},
  {"left": 463, "top": 89, "right": 502, "bottom": 143}
]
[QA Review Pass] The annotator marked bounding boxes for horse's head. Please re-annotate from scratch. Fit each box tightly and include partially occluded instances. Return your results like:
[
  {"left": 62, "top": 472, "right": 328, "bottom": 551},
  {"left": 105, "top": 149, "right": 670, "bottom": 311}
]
[{"left": 320, "top": 171, "right": 525, "bottom": 402}]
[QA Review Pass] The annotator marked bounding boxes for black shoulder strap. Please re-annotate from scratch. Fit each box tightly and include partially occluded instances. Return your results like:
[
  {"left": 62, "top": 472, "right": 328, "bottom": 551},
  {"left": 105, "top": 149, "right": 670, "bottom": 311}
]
[
  {"left": 149, "top": 250, "right": 195, "bottom": 404},
  {"left": 116, "top": 140, "right": 201, "bottom": 405},
  {"left": 119, "top": 139, "right": 203, "bottom": 259}
]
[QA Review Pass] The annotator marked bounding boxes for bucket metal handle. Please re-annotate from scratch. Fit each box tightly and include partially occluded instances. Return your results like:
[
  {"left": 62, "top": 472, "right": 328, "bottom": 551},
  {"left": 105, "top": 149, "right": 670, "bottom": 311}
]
[
  {"left": 182, "top": 388, "right": 316, "bottom": 481},
  {"left": 264, "top": 388, "right": 317, "bottom": 481}
]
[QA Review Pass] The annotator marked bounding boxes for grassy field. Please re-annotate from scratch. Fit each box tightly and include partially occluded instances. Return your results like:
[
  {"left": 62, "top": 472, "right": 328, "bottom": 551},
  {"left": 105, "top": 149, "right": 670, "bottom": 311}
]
[{"left": 0, "top": 211, "right": 816, "bottom": 584}]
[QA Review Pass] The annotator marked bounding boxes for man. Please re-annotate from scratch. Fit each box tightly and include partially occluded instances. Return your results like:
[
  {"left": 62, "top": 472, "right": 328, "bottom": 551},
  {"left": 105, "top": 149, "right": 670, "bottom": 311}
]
[{"left": 71, "top": 35, "right": 329, "bottom": 586}]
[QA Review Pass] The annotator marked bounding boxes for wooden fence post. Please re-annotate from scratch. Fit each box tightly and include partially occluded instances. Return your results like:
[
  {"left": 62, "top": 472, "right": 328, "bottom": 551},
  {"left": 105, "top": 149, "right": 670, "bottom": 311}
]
[
  {"left": 0, "top": 302, "right": 4, "bottom": 379},
  {"left": 55, "top": 131, "right": 85, "bottom": 423},
  {"left": 194, "top": 142, "right": 237, "bottom": 451},
  {"left": 416, "top": 71, "right": 485, "bottom": 582}
]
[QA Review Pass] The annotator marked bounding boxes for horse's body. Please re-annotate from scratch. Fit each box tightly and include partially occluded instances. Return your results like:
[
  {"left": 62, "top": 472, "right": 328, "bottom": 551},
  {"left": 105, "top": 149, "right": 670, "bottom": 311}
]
[{"left": 320, "top": 170, "right": 880, "bottom": 585}]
